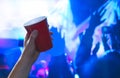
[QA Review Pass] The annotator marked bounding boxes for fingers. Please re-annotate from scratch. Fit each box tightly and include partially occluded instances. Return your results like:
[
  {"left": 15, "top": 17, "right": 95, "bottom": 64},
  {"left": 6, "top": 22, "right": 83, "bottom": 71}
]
[
  {"left": 24, "top": 33, "right": 29, "bottom": 47},
  {"left": 100, "top": 19, "right": 106, "bottom": 24},
  {"left": 100, "top": 9, "right": 106, "bottom": 17},
  {"left": 24, "top": 30, "right": 38, "bottom": 47},
  {"left": 114, "top": 11, "right": 119, "bottom": 22},
  {"left": 98, "top": 6, "right": 105, "bottom": 14},
  {"left": 98, "top": 1, "right": 109, "bottom": 13},
  {"left": 49, "top": 31, "right": 53, "bottom": 40},
  {"left": 96, "top": 1, "right": 109, "bottom": 18},
  {"left": 29, "top": 30, "right": 38, "bottom": 44},
  {"left": 49, "top": 31, "right": 53, "bottom": 35}
]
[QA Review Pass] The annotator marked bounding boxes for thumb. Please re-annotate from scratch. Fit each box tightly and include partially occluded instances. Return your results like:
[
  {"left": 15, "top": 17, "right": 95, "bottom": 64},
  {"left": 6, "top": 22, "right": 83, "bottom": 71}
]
[
  {"left": 31, "top": 30, "right": 38, "bottom": 39},
  {"left": 29, "top": 30, "right": 38, "bottom": 44}
]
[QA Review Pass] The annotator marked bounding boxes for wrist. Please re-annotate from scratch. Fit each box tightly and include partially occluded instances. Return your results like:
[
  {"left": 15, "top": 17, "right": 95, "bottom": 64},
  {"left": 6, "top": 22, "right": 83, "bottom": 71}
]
[{"left": 21, "top": 47, "right": 40, "bottom": 65}]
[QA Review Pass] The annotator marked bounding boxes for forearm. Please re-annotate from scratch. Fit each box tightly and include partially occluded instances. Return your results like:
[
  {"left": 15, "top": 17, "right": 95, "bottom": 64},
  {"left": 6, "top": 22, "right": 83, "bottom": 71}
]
[
  {"left": 8, "top": 30, "right": 40, "bottom": 78},
  {"left": 8, "top": 55, "right": 33, "bottom": 78}
]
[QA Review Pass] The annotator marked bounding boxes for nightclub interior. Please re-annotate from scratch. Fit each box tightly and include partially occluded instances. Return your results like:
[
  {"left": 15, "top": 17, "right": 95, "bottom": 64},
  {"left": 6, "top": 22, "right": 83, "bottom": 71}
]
[{"left": 0, "top": 0, "right": 120, "bottom": 78}]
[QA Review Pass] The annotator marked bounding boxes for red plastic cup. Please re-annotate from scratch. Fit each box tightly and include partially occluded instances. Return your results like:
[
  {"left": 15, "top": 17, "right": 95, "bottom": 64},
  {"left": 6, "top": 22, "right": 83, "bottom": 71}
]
[{"left": 24, "top": 16, "right": 52, "bottom": 52}]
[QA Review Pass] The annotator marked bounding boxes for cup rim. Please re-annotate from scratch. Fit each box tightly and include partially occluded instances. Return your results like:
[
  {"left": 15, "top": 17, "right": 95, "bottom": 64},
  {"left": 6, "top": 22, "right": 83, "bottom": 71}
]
[{"left": 24, "top": 16, "right": 47, "bottom": 26}]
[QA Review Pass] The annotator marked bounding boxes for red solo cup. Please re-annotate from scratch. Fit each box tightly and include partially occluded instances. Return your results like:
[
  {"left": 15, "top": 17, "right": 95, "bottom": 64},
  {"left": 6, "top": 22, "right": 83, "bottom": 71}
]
[{"left": 24, "top": 16, "right": 52, "bottom": 52}]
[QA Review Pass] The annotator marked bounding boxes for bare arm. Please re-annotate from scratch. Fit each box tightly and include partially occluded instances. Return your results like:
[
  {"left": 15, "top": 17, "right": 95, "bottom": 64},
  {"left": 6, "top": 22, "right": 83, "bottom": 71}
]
[{"left": 8, "top": 30, "right": 40, "bottom": 78}]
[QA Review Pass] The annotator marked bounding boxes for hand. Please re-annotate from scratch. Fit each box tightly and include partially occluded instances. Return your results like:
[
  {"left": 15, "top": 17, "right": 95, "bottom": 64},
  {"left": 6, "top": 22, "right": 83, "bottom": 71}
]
[
  {"left": 23, "top": 30, "right": 53, "bottom": 63},
  {"left": 8, "top": 30, "right": 39, "bottom": 78},
  {"left": 89, "top": 4, "right": 107, "bottom": 30},
  {"left": 114, "top": 11, "right": 120, "bottom": 24},
  {"left": 112, "top": 11, "right": 120, "bottom": 34},
  {"left": 22, "top": 30, "right": 40, "bottom": 64},
  {"left": 8, "top": 30, "right": 53, "bottom": 78}
]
